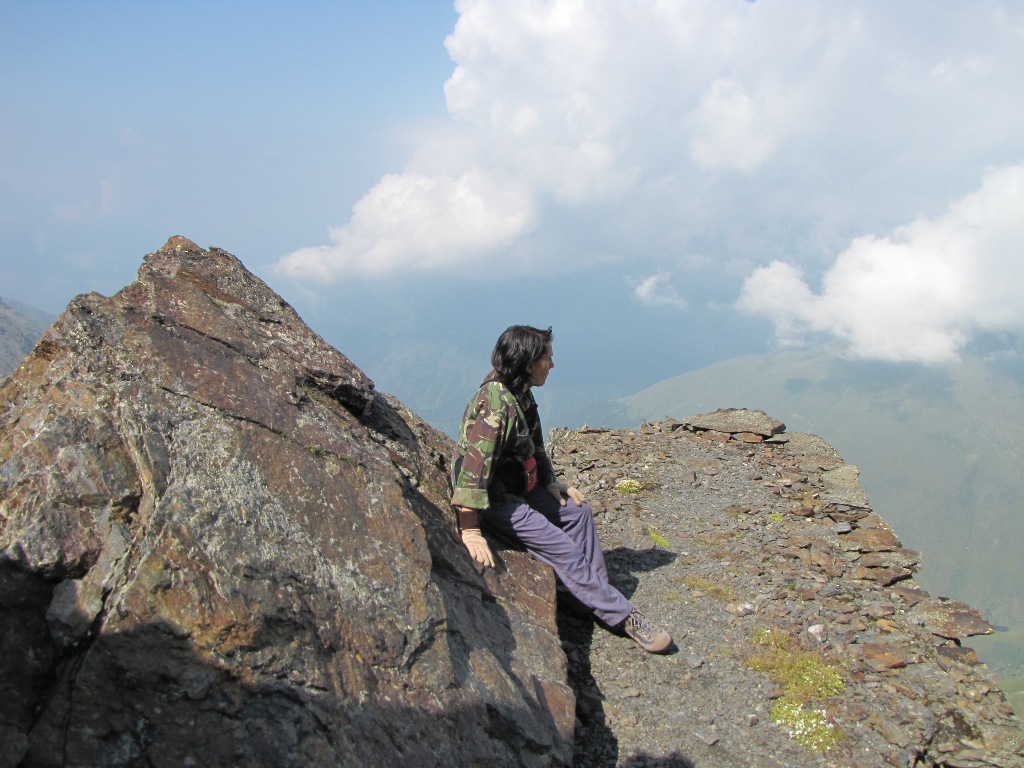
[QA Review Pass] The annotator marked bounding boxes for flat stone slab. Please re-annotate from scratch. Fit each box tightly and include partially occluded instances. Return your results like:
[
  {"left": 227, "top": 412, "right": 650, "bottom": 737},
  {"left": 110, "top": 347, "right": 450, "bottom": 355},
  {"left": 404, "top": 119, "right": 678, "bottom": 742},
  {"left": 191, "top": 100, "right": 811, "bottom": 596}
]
[
  {"left": 916, "top": 599, "right": 995, "bottom": 639},
  {"left": 821, "top": 487, "right": 872, "bottom": 508},
  {"left": 782, "top": 432, "right": 844, "bottom": 469},
  {"left": 821, "top": 464, "right": 872, "bottom": 507},
  {"left": 683, "top": 408, "right": 785, "bottom": 437}
]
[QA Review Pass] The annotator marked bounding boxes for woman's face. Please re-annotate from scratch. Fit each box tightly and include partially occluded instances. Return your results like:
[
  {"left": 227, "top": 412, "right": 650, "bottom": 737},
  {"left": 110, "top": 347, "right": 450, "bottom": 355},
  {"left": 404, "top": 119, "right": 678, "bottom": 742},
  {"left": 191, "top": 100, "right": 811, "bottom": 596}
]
[{"left": 528, "top": 344, "right": 554, "bottom": 388}]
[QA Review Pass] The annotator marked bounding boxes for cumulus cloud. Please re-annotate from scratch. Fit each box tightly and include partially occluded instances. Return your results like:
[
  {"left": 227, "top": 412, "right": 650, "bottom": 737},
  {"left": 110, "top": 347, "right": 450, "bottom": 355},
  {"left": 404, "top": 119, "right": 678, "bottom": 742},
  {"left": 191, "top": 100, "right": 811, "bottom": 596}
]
[
  {"left": 633, "top": 272, "right": 687, "bottom": 310},
  {"left": 275, "top": 1, "right": 838, "bottom": 282},
  {"left": 275, "top": 1, "right": 1024, "bottom": 285},
  {"left": 276, "top": 170, "right": 533, "bottom": 280},
  {"left": 736, "top": 163, "right": 1024, "bottom": 364}
]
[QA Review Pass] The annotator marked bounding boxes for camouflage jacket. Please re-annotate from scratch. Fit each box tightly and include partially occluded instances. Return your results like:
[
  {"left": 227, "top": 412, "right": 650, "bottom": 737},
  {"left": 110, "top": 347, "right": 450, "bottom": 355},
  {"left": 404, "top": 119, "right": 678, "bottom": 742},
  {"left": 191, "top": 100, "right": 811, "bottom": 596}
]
[{"left": 451, "top": 370, "right": 556, "bottom": 510}]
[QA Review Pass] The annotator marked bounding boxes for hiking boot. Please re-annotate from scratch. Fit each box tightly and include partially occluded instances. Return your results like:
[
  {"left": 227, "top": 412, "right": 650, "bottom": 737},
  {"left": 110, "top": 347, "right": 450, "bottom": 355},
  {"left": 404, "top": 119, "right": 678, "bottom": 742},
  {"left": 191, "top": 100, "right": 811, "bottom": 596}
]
[{"left": 622, "top": 609, "right": 672, "bottom": 653}]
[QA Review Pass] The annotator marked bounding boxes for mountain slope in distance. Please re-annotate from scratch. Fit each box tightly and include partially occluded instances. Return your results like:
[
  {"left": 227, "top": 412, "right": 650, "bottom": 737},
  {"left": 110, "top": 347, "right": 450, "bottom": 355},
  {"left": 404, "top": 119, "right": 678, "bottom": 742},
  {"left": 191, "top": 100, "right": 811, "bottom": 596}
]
[
  {"left": 615, "top": 350, "right": 1024, "bottom": 696},
  {"left": 1, "top": 297, "right": 54, "bottom": 378}
]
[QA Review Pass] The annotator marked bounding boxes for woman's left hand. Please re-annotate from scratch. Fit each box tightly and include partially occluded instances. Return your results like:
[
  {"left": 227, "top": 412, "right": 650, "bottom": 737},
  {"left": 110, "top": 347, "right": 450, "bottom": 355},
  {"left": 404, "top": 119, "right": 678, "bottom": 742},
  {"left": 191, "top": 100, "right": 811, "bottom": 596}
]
[{"left": 546, "top": 481, "right": 586, "bottom": 506}]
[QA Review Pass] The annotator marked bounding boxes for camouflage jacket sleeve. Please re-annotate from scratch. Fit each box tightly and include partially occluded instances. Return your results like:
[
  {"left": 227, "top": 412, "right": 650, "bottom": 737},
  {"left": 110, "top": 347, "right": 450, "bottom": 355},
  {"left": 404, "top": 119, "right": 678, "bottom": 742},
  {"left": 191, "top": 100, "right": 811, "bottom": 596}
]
[{"left": 451, "top": 380, "right": 515, "bottom": 510}]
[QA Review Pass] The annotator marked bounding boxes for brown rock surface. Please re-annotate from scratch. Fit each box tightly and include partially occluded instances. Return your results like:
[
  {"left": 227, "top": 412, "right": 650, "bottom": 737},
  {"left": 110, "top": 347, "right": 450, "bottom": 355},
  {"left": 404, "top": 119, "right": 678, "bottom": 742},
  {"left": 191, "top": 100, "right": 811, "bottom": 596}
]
[
  {"left": 0, "top": 238, "right": 572, "bottom": 767},
  {"left": 682, "top": 408, "right": 786, "bottom": 437},
  {"left": 861, "top": 641, "right": 910, "bottom": 670},
  {"left": 917, "top": 598, "right": 997, "bottom": 640},
  {"left": 548, "top": 418, "right": 1024, "bottom": 767}
]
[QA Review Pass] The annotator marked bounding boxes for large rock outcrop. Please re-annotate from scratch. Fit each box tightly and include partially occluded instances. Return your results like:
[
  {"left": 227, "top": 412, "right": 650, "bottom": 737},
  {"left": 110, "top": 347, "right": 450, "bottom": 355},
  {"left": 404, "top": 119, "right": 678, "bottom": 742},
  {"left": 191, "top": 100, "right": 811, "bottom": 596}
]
[{"left": 0, "top": 238, "right": 573, "bottom": 767}]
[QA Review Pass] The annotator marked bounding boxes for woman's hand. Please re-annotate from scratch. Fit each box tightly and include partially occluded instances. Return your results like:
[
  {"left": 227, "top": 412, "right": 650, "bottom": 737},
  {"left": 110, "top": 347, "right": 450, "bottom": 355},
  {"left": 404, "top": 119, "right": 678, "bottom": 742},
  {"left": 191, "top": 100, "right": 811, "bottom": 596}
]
[
  {"left": 546, "top": 481, "right": 586, "bottom": 506},
  {"left": 461, "top": 528, "right": 495, "bottom": 569}
]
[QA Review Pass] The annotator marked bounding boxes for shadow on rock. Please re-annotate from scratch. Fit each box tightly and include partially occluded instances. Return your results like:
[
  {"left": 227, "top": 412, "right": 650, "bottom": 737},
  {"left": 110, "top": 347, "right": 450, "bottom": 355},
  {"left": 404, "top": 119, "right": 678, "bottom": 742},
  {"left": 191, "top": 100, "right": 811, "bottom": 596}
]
[
  {"left": 557, "top": 596, "right": 618, "bottom": 768},
  {"left": 556, "top": 546, "right": 680, "bottom": 767},
  {"left": 621, "top": 753, "right": 695, "bottom": 767},
  {"left": 5, "top": 583, "right": 570, "bottom": 768}
]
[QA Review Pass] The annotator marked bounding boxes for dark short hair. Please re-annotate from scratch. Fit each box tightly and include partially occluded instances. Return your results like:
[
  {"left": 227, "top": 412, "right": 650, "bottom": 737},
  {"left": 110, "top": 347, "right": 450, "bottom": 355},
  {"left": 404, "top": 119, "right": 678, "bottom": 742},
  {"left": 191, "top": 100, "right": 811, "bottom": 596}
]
[{"left": 491, "top": 325, "right": 553, "bottom": 393}]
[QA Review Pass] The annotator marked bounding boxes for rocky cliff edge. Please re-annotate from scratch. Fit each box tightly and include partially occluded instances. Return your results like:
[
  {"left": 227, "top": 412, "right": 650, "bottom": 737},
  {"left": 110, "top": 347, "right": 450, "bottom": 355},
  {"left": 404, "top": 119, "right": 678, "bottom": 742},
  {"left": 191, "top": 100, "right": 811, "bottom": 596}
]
[{"left": 549, "top": 415, "right": 1023, "bottom": 767}]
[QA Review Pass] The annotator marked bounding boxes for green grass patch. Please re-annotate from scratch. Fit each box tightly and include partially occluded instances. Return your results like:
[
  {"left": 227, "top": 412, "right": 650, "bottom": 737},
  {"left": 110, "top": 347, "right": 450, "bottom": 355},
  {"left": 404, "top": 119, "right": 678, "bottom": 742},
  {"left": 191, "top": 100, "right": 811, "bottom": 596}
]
[
  {"left": 746, "top": 628, "right": 847, "bottom": 753},
  {"left": 647, "top": 526, "right": 671, "bottom": 548},
  {"left": 615, "top": 478, "right": 644, "bottom": 494},
  {"left": 696, "top": 533, "right": 724, "bottom": 546},
  {"left": 681, "top": 576, "right": 735, "bottom": 601},
  {"left": 769, "top": 700, "right": 845, "bottom": 753}
]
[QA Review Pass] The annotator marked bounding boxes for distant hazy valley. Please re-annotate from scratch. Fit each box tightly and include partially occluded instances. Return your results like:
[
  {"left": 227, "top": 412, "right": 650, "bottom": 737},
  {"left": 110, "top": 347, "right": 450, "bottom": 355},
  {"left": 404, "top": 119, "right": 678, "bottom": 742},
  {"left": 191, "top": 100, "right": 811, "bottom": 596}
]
[
  {"left": 610, "top": 349, "right": 1024, "bottom": 703},
  {"left": 0, "top": 296, "right": 53, "bottom": 376}
]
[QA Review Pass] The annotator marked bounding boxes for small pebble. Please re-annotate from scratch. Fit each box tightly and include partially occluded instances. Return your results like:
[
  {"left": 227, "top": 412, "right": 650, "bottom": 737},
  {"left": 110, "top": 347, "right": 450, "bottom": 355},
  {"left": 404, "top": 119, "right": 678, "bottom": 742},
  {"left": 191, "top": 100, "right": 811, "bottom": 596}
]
[
  {"left": 693, "top": 729, "right": 719, "bottom": 746},
  {"left": 807, "top": 623, "right": 828, "bottom": 643}
]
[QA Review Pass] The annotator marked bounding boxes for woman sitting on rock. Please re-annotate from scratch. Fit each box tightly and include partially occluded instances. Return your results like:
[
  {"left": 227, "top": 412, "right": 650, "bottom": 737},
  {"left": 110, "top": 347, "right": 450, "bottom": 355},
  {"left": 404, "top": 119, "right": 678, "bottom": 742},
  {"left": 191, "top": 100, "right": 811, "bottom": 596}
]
[{"left": 451, "top": 324, "right": 673, "bottom": 653}]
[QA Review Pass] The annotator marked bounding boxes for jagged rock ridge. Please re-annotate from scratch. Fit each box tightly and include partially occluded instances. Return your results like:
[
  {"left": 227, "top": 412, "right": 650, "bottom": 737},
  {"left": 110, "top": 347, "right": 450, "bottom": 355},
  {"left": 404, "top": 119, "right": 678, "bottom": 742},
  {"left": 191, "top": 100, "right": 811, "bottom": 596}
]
[{"left": 0, "top": 238, "right": 573, "bottom": 767}]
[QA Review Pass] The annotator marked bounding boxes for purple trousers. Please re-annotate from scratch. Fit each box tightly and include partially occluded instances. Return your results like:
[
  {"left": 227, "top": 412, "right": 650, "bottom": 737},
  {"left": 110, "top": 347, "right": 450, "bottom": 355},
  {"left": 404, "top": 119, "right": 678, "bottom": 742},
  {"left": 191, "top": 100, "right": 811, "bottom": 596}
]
[{"left": 482, "top": 486, "right": 632, "bottom": 627}]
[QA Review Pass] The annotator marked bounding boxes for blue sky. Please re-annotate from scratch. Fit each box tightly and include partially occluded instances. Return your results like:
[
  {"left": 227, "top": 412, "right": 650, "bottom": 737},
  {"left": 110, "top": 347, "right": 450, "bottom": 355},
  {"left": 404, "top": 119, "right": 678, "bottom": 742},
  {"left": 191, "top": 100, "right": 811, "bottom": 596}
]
[{"left": 3, "top": 1, "right": 1024, "bottom": 431}]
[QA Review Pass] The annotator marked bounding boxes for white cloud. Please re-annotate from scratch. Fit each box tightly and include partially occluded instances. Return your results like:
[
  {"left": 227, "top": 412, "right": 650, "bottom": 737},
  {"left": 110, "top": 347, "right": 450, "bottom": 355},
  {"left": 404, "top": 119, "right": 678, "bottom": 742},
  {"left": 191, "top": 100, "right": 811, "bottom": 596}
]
[
  {"left": 633, "top": 272, "right": 687, "bottom": 310},
  {"left": 736, "top": 163, "right": 1024, "bottom": 363},
  {"left": 275, "top": 1, "right": 1024, "bottom": 286},
  {"left": 276, "top": 170, "right": 533, "bottom": 280}
]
